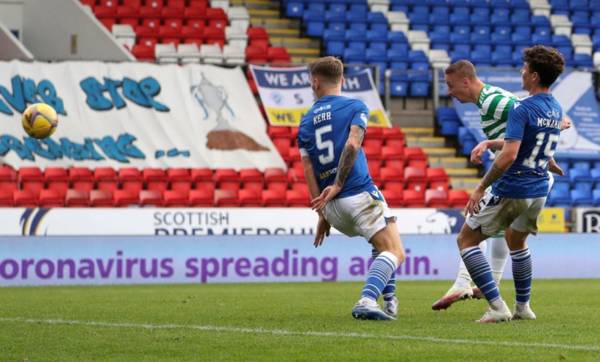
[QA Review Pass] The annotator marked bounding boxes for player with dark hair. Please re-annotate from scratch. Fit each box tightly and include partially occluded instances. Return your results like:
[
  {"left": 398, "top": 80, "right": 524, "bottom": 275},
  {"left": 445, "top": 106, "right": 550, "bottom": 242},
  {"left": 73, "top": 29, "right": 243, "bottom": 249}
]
[
  {"left": 457, "top": 45, "right": 566, "bottom": 323},
  {"left": 298, "top": 56, "right": 406, "bottom": 321}
]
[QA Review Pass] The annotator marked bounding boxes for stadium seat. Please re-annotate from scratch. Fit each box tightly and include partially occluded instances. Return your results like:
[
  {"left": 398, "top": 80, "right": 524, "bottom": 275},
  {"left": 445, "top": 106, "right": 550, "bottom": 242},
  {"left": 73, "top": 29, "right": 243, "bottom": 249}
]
[
  {"left": 571, "top": 189, "right": 593, "bottom": 206},
  {"left": 164, "top": 190, "right": 189, "bottom": 207},
  {"left": 143, "top": 168, "right": 168, "bottom": 192},
  {"left": 383, "top": 188, "right": 403, "bottom": 207},
  {"left": 168, "top": 168, "right": 192, "bottom": 193},
  {"left": 19, "top": 167, "right": 44, "bottom": 197},
  {"left": 264, "top": 168, "right": 287, "bottom": 183},
  {"left": 90, "top": 190, "right": 114, "bottom": 207},
  {"left": 94, "top": 167, "right": 118, "bottom": 192},
  {"left": 286, "top": 189, "right": 309, "bottom": 207},
  {"left": 139, "top": 190, "right": 163, "bottom": 207},
  {"left": 593, "top": 189, "right": 600, "bottom": 206},
  {"left": 448, "top": 190, "right": 469, "bottom": 208},
  {"left": 114, "top": 189, "right": 139, "bottom": 207},
  {"left": 238, "top": 189, "right": 262, "bottom": 207},
  {"left": 403, "top": 190, "right": 425, "bottom": 207},
  {"left": 65, "top": 189, "right": 90, "bottom": 207},
  {"left": 190, "top": 168, "right": 213, "bottom": 183},
  {"left": 215, "top": 189, "right": 239, "bottom": 207},
  {"left": 0, "top": 189, "right": 12, "bottom": 207},
  {"left": 405, "top": 167, "right": 427, "bottom": 192},
  {"left": 189, "top": 189, "right": 215, "bottom": 207},
  {"left": 38, "top": 189, "right": 64, "bottom": 207},
  {"left": 119, "top": 168, "right": 143, "bottom": 193},
  {"left": 262, "top": 189, "right": 286, "bottom": 207},
  {"left": 44, "top": 167, "right": 69, "bottom": 196},
  {"left": 425, "top": 189, "right": 449, "bottom": 208},
  {"left": 381, "top": 167, "right": 404, "bottom": 186}
]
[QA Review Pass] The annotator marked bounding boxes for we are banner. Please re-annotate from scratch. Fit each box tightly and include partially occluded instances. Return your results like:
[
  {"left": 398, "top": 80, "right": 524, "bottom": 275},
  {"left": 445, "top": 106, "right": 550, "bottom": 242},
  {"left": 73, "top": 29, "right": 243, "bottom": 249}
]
[
  {"left": 0, "top": 61, "right": 285, "bottom": 170},
  {"left": 250, "top": 65, "right": 390, "bottom": 128}
]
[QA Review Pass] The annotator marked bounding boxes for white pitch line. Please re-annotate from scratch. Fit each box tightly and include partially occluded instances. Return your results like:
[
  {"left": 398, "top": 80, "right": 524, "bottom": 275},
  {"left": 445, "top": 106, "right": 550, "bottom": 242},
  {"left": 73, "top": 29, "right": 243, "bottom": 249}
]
[{"left": 1, "top": 317, "right": 599, "bottom": 353}]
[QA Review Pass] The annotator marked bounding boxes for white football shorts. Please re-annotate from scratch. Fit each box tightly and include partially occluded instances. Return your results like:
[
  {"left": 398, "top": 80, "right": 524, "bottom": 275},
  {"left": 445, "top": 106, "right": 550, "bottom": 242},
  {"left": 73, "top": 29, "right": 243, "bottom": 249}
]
[
  {"left": 324, "top": 190, "right": 394, "bottom": 242},
  {"left": 466, "top": 187, "right": 546, "bottom": 236}
]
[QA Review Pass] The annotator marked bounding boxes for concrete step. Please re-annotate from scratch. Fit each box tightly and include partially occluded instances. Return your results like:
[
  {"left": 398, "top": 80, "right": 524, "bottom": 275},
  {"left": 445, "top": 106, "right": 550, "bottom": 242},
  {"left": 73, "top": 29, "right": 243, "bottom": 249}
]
[
  {"left": 267, "top": 28, "right": 301, "bottom": 37},
  {"left": 401, "top": 127, "right": 434, "bottom": 137},
  {"left": 291, "top": 56, "right": 319, "bottom": 64},
  {"left": 445, "top": 168, "right": 479, "bottom": 177},
  {"left": 251, "top": 18, "right": 300, "bottom": 29},
  {"left": 422, "top": 147, "right": 457, "bottom": 157},
  {"left": 287, "top": 47, "right": 321, "bottom": 56},
  {"left": 231, "top": 0, "right": 279, "bottom": 10},
  {"left": 450, "top": 177, "right": 481, "bottom": 191},
  {"left": 269, "top": 37, "right": 320, "bottom": 49},
  {"left": 248, "top": 8, "right": 280, "bottom": 18},
  {"left": 405, "top": 136, "right": 446, "bottom": 148},
  {"left": 429, "top": 156, "right": 468, "bottom": 168}
]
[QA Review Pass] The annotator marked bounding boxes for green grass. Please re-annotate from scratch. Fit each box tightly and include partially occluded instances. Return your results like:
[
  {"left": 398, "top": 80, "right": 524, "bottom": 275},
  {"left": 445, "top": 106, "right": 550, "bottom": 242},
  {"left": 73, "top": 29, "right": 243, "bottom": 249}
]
[{"left": 1, "top": 280, "right": 599, "bottom": 361}]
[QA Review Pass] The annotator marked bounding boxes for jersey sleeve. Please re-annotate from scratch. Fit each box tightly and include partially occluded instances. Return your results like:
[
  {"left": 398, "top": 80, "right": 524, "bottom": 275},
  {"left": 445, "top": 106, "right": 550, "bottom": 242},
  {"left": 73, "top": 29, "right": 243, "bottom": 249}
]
[
  {"left": 504, "top": 102, "right": 527, "bottom": 141},
  {"left": 297, "top": 122, "right": 309, "bottom": 157},
  {"left": 350, "top": 101, "right": 370, "bottom": 130}
]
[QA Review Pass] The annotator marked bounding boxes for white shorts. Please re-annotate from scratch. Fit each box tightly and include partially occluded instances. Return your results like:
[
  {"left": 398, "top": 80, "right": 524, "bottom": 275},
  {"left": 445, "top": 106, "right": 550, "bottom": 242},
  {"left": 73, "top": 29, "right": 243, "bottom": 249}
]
[
  {"left": 324, "top": 191, "right": 394, "bottom": 242},
  {"left": 466, "top": 188, "right": 546, "bottom": 236}
]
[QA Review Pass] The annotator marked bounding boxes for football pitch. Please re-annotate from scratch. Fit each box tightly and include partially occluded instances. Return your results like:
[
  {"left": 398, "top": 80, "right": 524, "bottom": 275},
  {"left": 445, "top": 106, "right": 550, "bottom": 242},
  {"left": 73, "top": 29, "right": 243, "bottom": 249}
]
[{"left": 1, "top": 280, "right": 599, "bottom": 361}]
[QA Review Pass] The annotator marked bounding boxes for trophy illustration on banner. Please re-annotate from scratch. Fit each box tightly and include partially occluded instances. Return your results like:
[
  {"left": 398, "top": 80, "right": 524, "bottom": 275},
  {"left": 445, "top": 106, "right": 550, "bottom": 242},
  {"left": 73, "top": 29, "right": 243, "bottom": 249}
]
[{"left": 191, "top": 73, "right": 268, "bottom": 151}]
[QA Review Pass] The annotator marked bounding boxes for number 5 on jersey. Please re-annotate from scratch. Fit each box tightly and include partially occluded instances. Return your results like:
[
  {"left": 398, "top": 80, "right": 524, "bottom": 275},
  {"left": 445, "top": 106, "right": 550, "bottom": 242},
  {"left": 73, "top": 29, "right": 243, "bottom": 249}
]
[{"left": 316, "top": 125, "right": 334, "bottom": 164}]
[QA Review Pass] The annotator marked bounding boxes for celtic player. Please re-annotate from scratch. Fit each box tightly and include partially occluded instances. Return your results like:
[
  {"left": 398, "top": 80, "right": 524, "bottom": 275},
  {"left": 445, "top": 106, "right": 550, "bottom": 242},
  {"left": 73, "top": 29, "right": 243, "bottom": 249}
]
[{"left": 432, "top": 60, "right": 568, "bottom": 311}]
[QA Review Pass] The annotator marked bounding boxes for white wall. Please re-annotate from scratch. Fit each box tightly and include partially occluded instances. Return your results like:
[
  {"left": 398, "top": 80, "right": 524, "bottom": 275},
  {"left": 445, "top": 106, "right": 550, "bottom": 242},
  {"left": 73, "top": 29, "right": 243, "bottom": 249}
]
[
  {"left": 0, "top": 0, "right": 24, "bottom": 39},
  {"left": 21, "top": 0, "right": 134, "bottom": 61},
  {"left": 0, "top": 21, "right": 33, "bottom": 60}
]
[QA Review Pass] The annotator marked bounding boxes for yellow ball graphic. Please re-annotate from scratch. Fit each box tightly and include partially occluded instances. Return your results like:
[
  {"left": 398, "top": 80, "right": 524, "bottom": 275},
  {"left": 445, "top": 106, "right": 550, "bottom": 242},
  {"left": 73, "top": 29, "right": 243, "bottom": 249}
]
[{"left": 21, "top": 103, "right": 59, "bottom": 139}]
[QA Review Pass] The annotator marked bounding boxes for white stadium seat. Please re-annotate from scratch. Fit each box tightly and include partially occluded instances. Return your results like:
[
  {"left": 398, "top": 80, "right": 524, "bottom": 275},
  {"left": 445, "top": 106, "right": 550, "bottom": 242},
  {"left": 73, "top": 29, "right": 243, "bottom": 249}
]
[
  {"left": 177, "top": 43, "right": 201, "bottom": 64},
  {"left": 155, "top": 43, "right": 178, "bottom": 64},
  {"left": 223, "top": 45, "right": 245, "bottom": 65},
  {"left": 200, "top": 44, "right": 224, "bottom": 64}
]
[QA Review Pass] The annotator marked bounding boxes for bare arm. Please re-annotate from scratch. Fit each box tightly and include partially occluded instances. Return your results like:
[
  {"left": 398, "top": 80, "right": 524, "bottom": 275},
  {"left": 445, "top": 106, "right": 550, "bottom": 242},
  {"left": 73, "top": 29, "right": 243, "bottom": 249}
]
[
  {"left": 301, "top": 155, "right": 322, "bottom": 200},
  {"left": 333, "top": 125, "right": 365, "bottom": 188},
  {"left": 465, "top": 140, "right": 520, "bottom": 215}
]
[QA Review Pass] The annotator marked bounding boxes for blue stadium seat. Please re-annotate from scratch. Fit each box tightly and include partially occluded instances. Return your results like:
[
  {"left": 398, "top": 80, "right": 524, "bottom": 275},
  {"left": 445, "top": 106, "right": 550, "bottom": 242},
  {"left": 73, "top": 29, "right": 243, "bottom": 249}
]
[
  {"left": 286, "top": 2, "right": 303, "bottom": 18},
  {"left": 328, "top": 3, "right": 346, "bottom": 13},
  {"left": 471, "top": 8, "right": 490, "bottom": 26},
  {"left": 348, "top": 22, "right": 367, "bottom": 33},
  {"left": 492, "top": 50, "right": 513, "bottom": 66},
  {"left": 572, "top": 161, "right": 591, "bottom": 171},
  {"left": 430, "top": 32, "right": 450, "bottom": 44},
  {"left": 550, "top": 0, "right": 569, "bottom": 11},
  {"left": 472, "top": 26, "right": 491, "bottom": 44},
  {"left": 410, "top": 82, "right": 430, "bottom": 97},
  {"left": 552, "top": 35, "right": 572, "bottom": 47},
  {"left": 408, "top": 62, "right": 430, "bottom": 82},
  {"left": 347, "top": 41, "right": 366, "bottom": 52},
  {"left": 325, "top": 10, "right": 345, "bottom": 23},
  {"left": 345, "top": 29, "right": 367, "bottom": 42},
  {"left": 408, "top": 50, "right": 428, "bottom": 63},
  {"left": 437, "top": 107, "right": 461, "bottom": 136},
  {"left": 574, "top": 181, "right": 593, "bottom": 194},
  {"left": 490, "top": 9, "right": 510, "bottom": 26},
  {"left": 570, "top": 168, "right": 594, "bottom": 184},
  {"left": 574, "top": 53, "right": 594, "bottom": 68},
  {"left": 325, "top": 41, "right": 345, "bottom": 57},
  {"left": 430, "top": 12, "right": 451, "bottom": 26},
  {"left": 308, "top": 3, "right": 325, "bottom": 13},
  {"left": 571, "top": 189, "right": 593, "bottom": 206},
  {"left": 367, "top": 12, "right": 388, "bottom": 25},
  {"left": 531, "top": 16, "right": 551, "bottom": 28},
  {"left": 492, "top": 27, "right": 512, "bottom": 45},
  {"left": 343, "top": 49, "right": 367, "bottom": 63},
  {"left": 547, "top": 187, "right": 571, "bottom": 206},
  {"left": 471, "top": 49, "right": 492, "bottom": 66},
  {"left": 303, "top": 10, "right": 321, "bottom": 23},
  {"left": 411, "top": 12, "right": 430, "bottom": 25},
  {"left": 350, "top": 4, "right": 367, "bottom": 13},
  {"left": 370, "top": 23, "right": 389, "bottom": 32},
  {"left": 327, "top": 22, "right": 346, "bottom": 32},
  {"left": 591, "top": 169, "right": 600, "bottom": 183},
  {"left": 368, "top": 43, "right": 387, "bottom": 52},
  {"left": 388, "top": 32, "right": 408, "bottom": 44},
  {"left": 306, "top": 22, "right": 325, "bottom": 37},
  {"left": 387, "top": 48, "right": 409, "bottom": 64},
  {"left": 391, "top": 82, "right": 408, "bottom": 97},
  {"left": 569, "top": 0, "right": 589, "bottom": 11},
  {"left": 367, "top": 29, "right": 388, "bottom": 48},
  {"left": 490, "top": 0, "right": 510, "bottom": 7},
  {"left": 366, "top": 48, "right": 387, "bottom": 63},
  {"left": 323, "top": 29, "right": 345, "bottom": 42},
  {"left": 511, "top": 9, "right": 532, "bottom": 26}
]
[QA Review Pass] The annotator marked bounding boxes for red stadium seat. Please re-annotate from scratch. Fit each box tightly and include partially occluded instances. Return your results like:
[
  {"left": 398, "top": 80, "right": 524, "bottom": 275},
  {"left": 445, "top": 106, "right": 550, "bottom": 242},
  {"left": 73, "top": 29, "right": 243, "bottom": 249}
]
[
  {"left": 245, "top": 45, "right": 269, "bottom": 64},
  {"left": 94, "top": 5, "right": 117, "bottom": 18},
  {"left": 90, "top": 190, "right": 114, "bottom": 207},
  {"left": 268, "top": 126, "right": 291, "bottom": 139},
  {"left": 403, "top": 189, "right": 425, "bottom": 207},
  {"left": 95, "top": 167, "right": 118, "bottom": 192},
  {"left": 168, "top": 168, "right": 192, "bottom": 194},
  {"left": 191, "top": 168, "right": 213, "bottom": 182},
  {"left": 382, "top": 145, "right": 404, "bottom": 160},
  {"left": 405, "top": 166, "right": 427, "bottom": 192},
  {"left": 385, "top": 139, "right": 405, "bottom": 149},
  {"left": 287, "top": 168, "right": 305, "bottom": 183},
  {"left": 193, "top": 181, "right": 215, "bottom": 195},
  {"left": 383, "top": 189, "right": 403, "bottom": 207},
  {"left": 13, "top": 189, "right": 38, "bottom": 207},
  {"left": 45, "top": 168, "right": 69, "bottom": 196},
  {"left": 426, "top": 189, "right": 449, "bottom": 208},
  {"left": 122, "top": 0, "right": 142, "bottom": 7},
  {"left": 448, "top": 190, "right": 470, "bottom": 208},
  {"left": 0, "top": 166, "right": 17, "bottom": 183},
  {"left": 0, "top": 189, "right": 13, "bottom": 206},
  {"left": 247, "top": 27, "right": 269, "bottom": 41},
  {"left": 384, "top": 159, "right": 405, "bottom": 170},
  {"left": 287, "top": 147, "right": 301, "bottom": 163},
  {"left": 114, "top": 189, "right": 139, "bottom": 207},
  {"left": 243, "top": 181, "right": 263, "bottom": 193},
  {"left": 239, "top": 189, "right": 262, "bottom": 207},
  {"left": 286, "top": 189, "right": 309, "bottom": 207},
  {"left": 272, "top": 137, "right": 291, "bottom": 161},
  {"left": 189, "top": 189, "right": 214, "bottom": 206},
  {"left": 39, "top": 189, "right": 65, "bottom": 207},
  {"left": 381, "top": 167, "right": 404, "bottom": 185},
  {"left": 219, "top": 181, "right": 241, "bottom": 192},
  {"left": 143, "top": 168, "right": 168, "bottom": 192},
  {"left": 262, "top": 189, "right": 285, "bottom": 207},
  {"left": 267, "top": 181, "right": 287, "bottom": 193},
  {"left": 65, "top": 189, "right": 90, "bottom": 207},
  {"left": 184, "top": 5, "right": 207, "bottom": 19},
  {"left": 427, "top": 167, "right": 450, "bottom": 191},
  {"left": 214, "top": 169, "right": 239, "bottom": 183},
  {"left": 206, "top": 8, "right": 228, "bottom": 28},
  {"left": 164, "top": 190, "right": 189, "bottom": 207},
  {"left": 204, "top": 26, "right": 225, "bottom": 46},
  {"left": 19, "top": 167, "right": 44, "bottom": 197},
  {"left": 368, "top": 161, "right": 382, "bottom": 185},
  {"left": 80, "top": 0, "right": 96, "bottom": 8},
  {"left": 140, "top": 0, "right": 162, "bottom": 17},
  {"left": 162, "top": 5, "right": 185, "bottom": 18},
  {"left": 119, "top": 167, "right": 143, "bottom": 193},
  {"left": 117, "top": 5, "right": 139, "bottom": 19},
  {"left": 240, "top": 168, "right": 263, "bottom": 183},
  {"left": 99, "top": 0, "right": 117, "bottom": 8},
  {"left": 214, "top": 189, "right": 239, "bottom": 207},
  {"left": 268, "top": 47, "right": 291, "bottom": 64},
  {"left": 181, "top": 25, "right": 203, "bottom": 39},
  {"left": 404, "top": 147, "right": 428, "bottom": 162},
  {"left": 264, "top": 168, "right": 287, "bottom": 183},
  {"left": 100, "top": 18, "right": 116, "bottom": 30},
  {"left": 364, "top": 141, "right": 382, "bottom": 161},
  {"left": 159, "top": 25, "right": 181, "bottom": 39},
  {"left": 140, "top": 190, "right": 163, "bottom": 207},
  {"left": 365, "top": 126, "right": 384, "bottom": 140},
  {"left": 69, "top": 167, "right": 94, "bottom": 193},
  {"left": 132, "top": 45, "right": 155, "bottom": 60}
]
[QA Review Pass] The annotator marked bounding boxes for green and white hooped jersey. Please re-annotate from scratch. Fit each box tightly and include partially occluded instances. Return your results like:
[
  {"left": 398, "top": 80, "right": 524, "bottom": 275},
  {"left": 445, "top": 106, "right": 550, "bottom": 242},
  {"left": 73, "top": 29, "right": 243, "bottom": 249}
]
[{"left": 476, "top": 84, "right": 517, "bottom": 140}]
